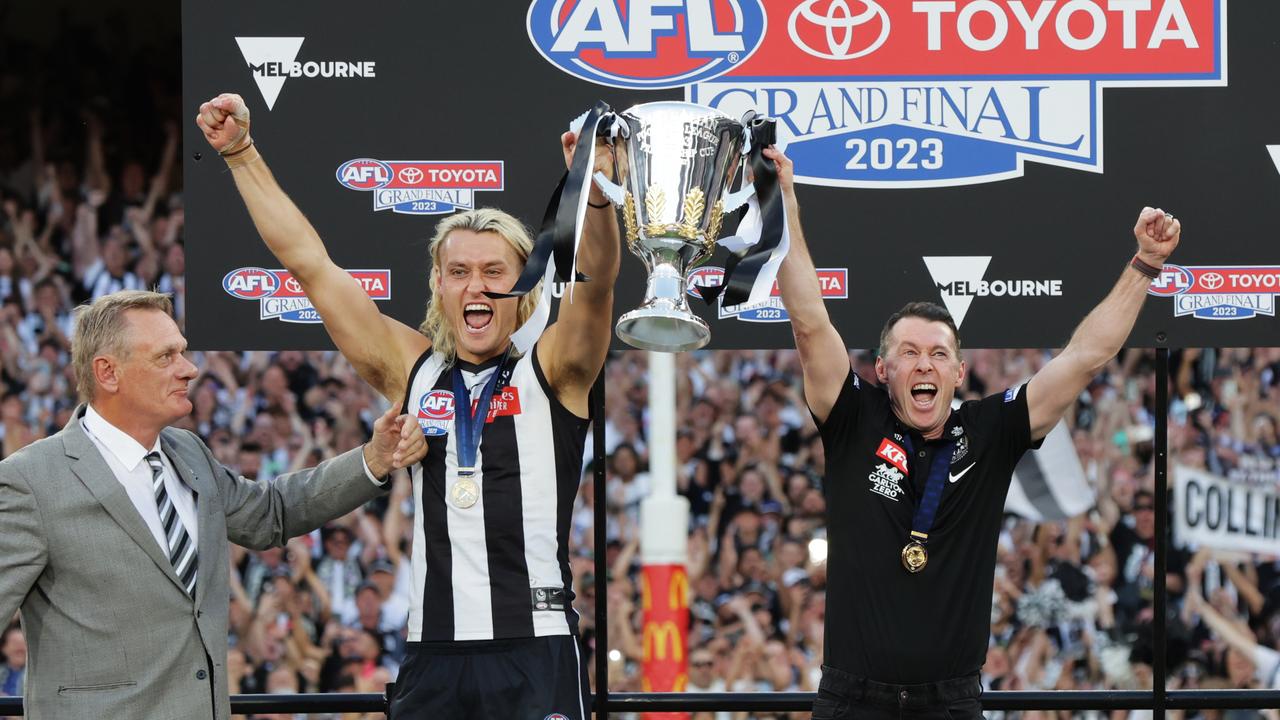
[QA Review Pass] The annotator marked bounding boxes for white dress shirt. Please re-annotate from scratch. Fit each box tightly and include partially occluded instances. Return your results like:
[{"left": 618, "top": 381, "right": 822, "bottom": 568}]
[{"left": 82, "top": 405, "right": 200, "bottom": 553}]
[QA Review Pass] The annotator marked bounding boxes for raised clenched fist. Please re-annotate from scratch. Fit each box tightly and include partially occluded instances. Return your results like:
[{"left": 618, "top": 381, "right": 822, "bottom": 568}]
[
  {"left": 1133, "top": 206, "right": 1181, "bottom": 266},
  {"left": 195, "top": 93, "right": 252, "bottom": 155}
]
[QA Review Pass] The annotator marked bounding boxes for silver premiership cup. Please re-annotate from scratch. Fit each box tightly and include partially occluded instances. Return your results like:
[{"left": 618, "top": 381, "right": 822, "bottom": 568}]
[{"left": 600, "top": 102, "right": 746, "bottom": 352}]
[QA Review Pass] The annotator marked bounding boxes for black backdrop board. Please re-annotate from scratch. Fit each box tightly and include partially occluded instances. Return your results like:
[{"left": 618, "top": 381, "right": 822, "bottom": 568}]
[{"left": 184, "top": 1, "right": 1280, "bottom": 351}]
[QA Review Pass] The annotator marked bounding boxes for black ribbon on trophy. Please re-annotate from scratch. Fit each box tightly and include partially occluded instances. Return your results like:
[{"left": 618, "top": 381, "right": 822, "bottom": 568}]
[
  {"left": 692, "top": 112, "right": 787, "bottom": 310},
  {"left": 491, "top": 100, "right": 790, "bottom": 353},
  {"left": 485, "top": 100, "right": 613, "bottom": 353}
]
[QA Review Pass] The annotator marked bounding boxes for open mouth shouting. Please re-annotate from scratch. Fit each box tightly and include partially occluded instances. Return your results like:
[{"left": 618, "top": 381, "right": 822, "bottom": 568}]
[
  {"left": 910, "top": 382, "right": 938, "bottom": 410},
  {"left": 463, "top": 303, "right": 494, "bottom": 334}
]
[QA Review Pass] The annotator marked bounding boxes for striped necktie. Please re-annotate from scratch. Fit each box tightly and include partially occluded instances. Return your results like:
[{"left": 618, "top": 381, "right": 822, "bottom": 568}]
[{"left": 145, "top": 452, "right": 197, "bottom": 597}]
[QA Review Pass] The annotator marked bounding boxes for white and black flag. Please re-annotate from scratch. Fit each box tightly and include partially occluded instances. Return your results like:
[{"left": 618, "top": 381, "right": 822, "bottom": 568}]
[{"left": 1005, "top": 421, "right": 1095, "bottom": 521}]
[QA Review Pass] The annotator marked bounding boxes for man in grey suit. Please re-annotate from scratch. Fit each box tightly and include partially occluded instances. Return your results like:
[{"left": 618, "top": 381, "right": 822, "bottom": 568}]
[{"left": 0, "top": 290, "right": 427, "bottom": 719}]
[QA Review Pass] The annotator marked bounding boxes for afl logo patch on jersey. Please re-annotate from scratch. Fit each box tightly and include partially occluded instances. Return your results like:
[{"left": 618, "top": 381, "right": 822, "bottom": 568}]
[{"left": 417, "top": 390, "right": 455, "bottom": 436}]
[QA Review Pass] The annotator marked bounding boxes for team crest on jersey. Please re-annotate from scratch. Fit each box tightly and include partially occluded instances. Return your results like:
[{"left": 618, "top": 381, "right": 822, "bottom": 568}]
[
  {"left": 543, "top": 714, "right": 571, "bottom": 720},
  {"left": 417, "top": 390, "right": 455, "bottom": 436},
  {"left": 951, "top": 433, "right": 969, "bottom": 464},
  {"left": 868, "top": 462, "right": 904, "bottom": 501},
  {"left": 689, "top": 0, "right": 1226, "bottom": 188}
]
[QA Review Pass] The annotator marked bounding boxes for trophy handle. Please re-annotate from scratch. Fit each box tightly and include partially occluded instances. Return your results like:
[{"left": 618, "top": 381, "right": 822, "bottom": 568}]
[{"left": 592, "top": 170, "right": 626, "bottom": 207}]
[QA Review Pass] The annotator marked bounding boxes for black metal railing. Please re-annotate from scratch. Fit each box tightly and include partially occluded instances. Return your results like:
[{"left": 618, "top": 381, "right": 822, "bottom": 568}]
[
  {"left": 4, "top": 350, "right": 1272, "bottom": 718},
  {"left": 3, "top": 689, "right": 1280, "bottom": 716}
]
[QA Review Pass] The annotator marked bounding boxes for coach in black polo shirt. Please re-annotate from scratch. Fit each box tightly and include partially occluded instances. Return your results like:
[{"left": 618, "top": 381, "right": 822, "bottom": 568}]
[{"left": 763, "top": 147, "right": 1182, "bottom": 720}]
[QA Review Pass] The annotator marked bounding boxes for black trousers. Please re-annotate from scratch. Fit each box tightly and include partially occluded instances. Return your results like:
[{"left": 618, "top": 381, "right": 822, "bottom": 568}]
[
  {"left": 389, "top": 635, "right": 590, "bottom": 720},
  {"left": 812, "top": 664, "right": 984, "bottom": 720}
]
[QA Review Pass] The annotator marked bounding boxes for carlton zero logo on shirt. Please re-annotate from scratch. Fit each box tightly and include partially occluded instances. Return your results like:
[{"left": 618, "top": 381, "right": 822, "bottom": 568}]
[
  {"left": 870, "top": 438, "right": 909, "bottom": 501},
  {"left": 416, "top": 387, "right": 522, "bottom": 436}
]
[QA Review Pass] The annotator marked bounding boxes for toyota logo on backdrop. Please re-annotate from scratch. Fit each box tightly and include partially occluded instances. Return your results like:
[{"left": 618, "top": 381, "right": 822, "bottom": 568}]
[
  {"left": 1200, "top": 272, "right": 1225, "bottom": 290},
  {"left": 788, "top": 0, "right": 889, "bottom": 61}
]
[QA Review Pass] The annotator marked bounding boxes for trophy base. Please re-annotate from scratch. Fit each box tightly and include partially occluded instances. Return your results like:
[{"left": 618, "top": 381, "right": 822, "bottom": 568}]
[{"left": 616, "top": 307, "right": 710, "bottom": 352}]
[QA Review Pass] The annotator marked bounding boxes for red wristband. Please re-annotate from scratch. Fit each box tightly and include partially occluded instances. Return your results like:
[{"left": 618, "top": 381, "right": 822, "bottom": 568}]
[{"left": 1130, "top": 255, "right": 1162, "bottom": 280}]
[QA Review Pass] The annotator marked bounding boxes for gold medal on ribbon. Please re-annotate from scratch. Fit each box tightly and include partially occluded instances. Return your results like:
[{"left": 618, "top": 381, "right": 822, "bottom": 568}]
[
  {"left": 450, "top": 476, "right": 480, "bottom": 509},
  {"left": 901, "top": 541, "right": 928, "bottom": 573}
]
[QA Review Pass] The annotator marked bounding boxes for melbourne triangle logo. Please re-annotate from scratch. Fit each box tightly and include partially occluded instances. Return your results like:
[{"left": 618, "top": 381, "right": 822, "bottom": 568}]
[
  {"left": 236, "top": 37, "right": 305, "bottom": 110},
  {"left": 922, "top": 256, "right": 991, "bottom": 328}
]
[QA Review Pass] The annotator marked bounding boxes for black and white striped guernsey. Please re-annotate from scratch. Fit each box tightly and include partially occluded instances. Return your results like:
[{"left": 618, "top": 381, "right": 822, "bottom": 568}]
[{"left": 400, "top": 343, "right": 589, "bottom": 642}]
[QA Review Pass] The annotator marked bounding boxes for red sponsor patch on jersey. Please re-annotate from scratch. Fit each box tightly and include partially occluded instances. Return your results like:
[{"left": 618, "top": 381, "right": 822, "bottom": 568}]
[
  {"left": 476, "top": 386, "right": 522, "bottom": 422},
  {"left": 876, "top": 438, "right": 909, "bottom": 475}
]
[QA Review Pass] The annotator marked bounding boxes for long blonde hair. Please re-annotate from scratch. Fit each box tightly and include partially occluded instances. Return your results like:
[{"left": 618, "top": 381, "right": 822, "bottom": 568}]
[{"left": 419, "top": 208, "right": 542, "bottom": 362}]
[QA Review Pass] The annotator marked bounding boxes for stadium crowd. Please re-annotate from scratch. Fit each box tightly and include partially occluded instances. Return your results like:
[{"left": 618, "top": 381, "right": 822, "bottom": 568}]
[{"left": 1, "top": 15, "right": 1278, "bottom": 720}]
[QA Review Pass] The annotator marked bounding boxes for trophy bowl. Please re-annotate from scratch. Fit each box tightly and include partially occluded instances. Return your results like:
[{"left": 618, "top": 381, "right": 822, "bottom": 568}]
[{"left": 601, "top": 102, "right": 746, "bottom": 352}]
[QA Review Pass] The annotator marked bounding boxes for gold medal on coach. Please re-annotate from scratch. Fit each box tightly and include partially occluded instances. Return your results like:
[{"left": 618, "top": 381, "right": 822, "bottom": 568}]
[
  {"left": 450, "top": 476, "right": 480, "bottom": 509},
  {"left": 901, "top": 432, "right": 954, "bottom": 574},
  {"left": 901, "top": 540, "right": 928, "bottom": 573}
]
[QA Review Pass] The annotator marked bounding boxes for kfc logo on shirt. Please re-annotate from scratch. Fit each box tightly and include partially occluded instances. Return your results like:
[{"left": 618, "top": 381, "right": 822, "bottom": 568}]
[{"left": 876, "top": 438, "right": 909, "bottom": 475}]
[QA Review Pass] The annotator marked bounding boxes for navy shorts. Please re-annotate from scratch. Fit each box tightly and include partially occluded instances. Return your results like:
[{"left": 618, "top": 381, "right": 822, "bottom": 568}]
[{"left": 389, "top": 635, "right": 589, "bottom": 720}]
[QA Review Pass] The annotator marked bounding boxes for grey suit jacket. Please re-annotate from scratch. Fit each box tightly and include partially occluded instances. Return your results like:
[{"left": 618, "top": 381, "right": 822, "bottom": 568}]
[{"left": 0, "top": 406, "right": 386, "bottom": 720}]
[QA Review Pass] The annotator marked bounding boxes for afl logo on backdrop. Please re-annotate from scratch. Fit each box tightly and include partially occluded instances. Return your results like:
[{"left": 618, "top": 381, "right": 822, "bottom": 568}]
[
  {"left": 1146, "top": 264, "right": 1196, "bottom": 296},
  {"left": 336, "top": 159, "right": 393, "bottom": 191},
  {"left": 223, "top": 268, "right": 280, "bottom": 299},
  {"left": 526, "top": 0, "right": 768, "bottom": 89}
]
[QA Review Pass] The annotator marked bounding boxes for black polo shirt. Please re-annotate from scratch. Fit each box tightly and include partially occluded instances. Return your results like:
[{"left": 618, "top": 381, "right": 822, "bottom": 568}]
[{"left": 817, "top": 367, "right": 1040, "bottom": 684}]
